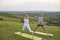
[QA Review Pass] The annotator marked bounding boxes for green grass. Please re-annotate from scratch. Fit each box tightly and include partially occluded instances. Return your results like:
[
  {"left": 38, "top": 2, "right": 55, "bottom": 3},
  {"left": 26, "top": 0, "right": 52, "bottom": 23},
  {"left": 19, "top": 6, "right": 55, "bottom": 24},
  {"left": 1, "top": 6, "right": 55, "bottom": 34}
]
[
  {"left": 0, "top": 16, "right": 20, "bottom": 22},
  {"left": 0, "top": 21, "right": 60, "bottom": 40}
]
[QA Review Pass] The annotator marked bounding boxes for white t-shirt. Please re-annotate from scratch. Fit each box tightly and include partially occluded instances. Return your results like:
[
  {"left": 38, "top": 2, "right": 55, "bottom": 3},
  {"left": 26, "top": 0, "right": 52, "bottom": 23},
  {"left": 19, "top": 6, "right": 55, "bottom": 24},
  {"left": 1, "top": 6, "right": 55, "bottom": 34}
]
[
  {"left": 39, "top": 17, "right": 43, "bottom": 24},
  {"left": 24, "top": 18, "right": 29, "bottom": 24}
]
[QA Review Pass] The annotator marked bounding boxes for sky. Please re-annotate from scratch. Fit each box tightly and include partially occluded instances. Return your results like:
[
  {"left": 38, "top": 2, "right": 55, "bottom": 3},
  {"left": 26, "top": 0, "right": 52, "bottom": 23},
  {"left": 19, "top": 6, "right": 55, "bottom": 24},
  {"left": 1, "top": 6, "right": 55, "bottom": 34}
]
[{"left": 0, "top": 0, "right": 60, "bottom": 11}]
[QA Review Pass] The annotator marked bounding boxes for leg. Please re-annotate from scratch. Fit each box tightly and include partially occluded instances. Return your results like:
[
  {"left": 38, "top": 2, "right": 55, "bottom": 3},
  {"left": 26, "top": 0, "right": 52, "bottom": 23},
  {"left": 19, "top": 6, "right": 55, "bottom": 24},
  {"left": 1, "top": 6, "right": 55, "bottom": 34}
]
[
  {"left": 33, "top": 26, "right": 39, "bottom": 32},
  {"left": 26, "top": 24, "right": 32, "bottom": 33},
  {"left": 20, "top": 24, "right": 26, "bottom": 34},
  {"left": 41, "top": 25, "right": 48, "bottom": 35},
  {"left": 32, "top": 25, "right": 39, "bottom": 38},
  {"left": 20, "top": 29, "right": 24, "bottom": 34}
]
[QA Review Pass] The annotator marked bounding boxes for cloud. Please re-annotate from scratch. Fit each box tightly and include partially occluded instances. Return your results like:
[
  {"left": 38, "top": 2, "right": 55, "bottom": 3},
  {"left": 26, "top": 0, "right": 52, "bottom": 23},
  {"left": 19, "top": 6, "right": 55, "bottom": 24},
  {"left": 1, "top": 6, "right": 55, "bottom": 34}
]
[
  {"left": 0, "top": 0, "right": 60, "bottom": 11},
  {"left": 0, "top": 0, "right": 60, "bottom": 6},
  {"left": 0, "top": 0, "right": 29, "bottom": 6}
]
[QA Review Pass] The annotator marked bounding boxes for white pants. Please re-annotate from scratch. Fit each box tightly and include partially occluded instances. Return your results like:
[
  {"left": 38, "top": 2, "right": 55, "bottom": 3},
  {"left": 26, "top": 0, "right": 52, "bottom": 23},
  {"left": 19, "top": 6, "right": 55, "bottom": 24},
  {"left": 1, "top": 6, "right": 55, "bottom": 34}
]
[{"left": 22, "top": 23, "right": 32, "bottom": 32}]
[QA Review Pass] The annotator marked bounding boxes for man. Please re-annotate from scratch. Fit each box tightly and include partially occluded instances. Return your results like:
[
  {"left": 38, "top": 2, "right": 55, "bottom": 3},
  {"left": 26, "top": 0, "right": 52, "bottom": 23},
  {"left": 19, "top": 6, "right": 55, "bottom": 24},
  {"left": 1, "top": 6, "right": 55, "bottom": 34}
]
[{"left": 32, "top": 13, "right": 48, "bottom": 38}]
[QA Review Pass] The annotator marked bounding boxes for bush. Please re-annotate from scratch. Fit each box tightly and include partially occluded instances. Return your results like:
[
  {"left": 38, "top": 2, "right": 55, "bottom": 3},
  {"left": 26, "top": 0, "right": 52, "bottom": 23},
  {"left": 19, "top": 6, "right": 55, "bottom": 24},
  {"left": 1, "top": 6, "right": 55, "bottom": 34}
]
[
  {"left": 0, "top": 18, "right": 4, "bottom": 21},
  {"left": 47, "top": 18, "right": 60, "bottom": 26}
]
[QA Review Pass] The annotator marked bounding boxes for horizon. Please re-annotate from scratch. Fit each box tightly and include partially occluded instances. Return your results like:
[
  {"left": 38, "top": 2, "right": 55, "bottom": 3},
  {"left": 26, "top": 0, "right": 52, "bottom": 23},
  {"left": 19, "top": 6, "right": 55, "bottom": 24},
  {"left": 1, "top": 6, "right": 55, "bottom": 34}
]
[{"left": 0, "top": 11, "right": 60, "bottom": 12}]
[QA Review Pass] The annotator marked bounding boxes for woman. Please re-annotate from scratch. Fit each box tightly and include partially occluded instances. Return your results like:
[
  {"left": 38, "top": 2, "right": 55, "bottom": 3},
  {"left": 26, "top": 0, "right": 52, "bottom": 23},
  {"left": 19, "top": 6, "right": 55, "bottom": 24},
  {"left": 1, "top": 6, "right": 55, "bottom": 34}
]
[
  {"left": 21, "top": 13, "right": 33, "bottom": 34},
  {"left": 32, "top": 13, "right": 48, "bottom": 38}
]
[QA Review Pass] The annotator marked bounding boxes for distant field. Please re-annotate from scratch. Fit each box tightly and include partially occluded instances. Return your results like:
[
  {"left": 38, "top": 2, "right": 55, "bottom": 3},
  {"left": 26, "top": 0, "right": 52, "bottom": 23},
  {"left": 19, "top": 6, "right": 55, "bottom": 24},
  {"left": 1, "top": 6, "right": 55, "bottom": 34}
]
[{"left": 0, "top": 13, "right": 60, "bottom": 40}]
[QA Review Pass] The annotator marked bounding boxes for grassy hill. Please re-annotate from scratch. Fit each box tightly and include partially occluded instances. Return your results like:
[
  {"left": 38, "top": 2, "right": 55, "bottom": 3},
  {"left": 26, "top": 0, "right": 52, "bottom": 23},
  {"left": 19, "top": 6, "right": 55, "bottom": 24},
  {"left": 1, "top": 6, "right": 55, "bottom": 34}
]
[{"left": 0, "top": 12, "right": 60, "bottom": 40}]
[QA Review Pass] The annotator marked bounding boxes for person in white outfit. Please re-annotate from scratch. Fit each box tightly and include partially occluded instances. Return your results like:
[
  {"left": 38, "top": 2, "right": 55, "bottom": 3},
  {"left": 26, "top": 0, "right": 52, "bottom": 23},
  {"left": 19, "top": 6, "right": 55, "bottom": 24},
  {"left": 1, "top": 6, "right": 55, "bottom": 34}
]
[{"left": 21, "top": 13, "right": 33, "bottom": 34}]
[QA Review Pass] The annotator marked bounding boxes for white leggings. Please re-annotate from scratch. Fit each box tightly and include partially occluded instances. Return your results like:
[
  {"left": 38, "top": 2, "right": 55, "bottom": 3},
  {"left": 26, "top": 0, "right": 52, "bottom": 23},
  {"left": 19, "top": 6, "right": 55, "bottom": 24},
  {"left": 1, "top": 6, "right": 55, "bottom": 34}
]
[{"left": 22, "top": 24, "right": 32, "bottom": 32}]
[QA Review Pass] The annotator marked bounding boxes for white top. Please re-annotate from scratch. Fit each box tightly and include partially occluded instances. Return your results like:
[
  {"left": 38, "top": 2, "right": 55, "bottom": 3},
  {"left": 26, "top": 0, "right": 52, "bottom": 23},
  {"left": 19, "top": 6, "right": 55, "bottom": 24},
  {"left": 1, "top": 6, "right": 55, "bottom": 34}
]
[
  {"left": 39, "top": 17, "right": 43, "bottom": 23},
  {"left": 24, "top": 18, "right": 29, "bottom": 24}
]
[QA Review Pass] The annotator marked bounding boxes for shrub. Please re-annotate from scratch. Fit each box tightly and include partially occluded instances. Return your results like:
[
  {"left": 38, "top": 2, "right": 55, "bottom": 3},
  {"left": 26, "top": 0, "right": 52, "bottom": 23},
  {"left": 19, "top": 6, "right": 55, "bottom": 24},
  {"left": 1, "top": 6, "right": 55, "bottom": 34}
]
[{"left": 0, "top": 18, "right": 4, "bottom": 21}]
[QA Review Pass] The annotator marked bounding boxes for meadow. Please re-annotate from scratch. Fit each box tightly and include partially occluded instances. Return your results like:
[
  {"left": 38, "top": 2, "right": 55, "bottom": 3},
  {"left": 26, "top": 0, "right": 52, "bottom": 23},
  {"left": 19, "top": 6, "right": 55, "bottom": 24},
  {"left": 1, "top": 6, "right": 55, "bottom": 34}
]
[{"left": 0, "top": 13, "right": 60, "bottom": 40}]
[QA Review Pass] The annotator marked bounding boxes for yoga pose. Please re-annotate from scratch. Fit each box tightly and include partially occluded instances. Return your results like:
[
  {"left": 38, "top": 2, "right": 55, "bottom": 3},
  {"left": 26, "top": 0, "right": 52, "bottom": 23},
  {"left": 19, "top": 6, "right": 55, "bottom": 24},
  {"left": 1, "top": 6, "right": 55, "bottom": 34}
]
[
  {"left": 21, "top": 13, "right": 33, "bottom": 34},
  {"left": 32, "top": 13, "right": 48, "bottom": 38}
]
